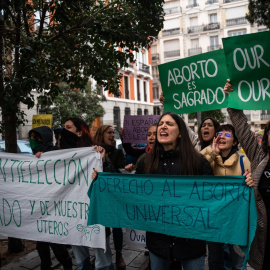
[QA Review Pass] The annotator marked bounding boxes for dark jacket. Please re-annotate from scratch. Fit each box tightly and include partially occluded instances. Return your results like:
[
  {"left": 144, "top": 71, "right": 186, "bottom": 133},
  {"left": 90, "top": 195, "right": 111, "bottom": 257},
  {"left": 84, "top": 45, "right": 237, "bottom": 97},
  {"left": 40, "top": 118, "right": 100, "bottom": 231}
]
[
  {"left": 103, "top": 144, "right": 126, "bottom": 173},
  {"left": 228, "top": 108, "right": 268, "bottom": 270},
  {"left": 136, "top": 148, "right": 213, "bottom": 262},
  {"left": 29, "top": 126, "right": 54, "bottom": 154}
]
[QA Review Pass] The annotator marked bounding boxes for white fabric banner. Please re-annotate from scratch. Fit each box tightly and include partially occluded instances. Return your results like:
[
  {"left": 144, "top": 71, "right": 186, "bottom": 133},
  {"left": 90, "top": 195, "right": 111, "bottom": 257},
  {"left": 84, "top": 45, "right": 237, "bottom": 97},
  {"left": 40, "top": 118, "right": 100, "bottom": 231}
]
[{"left": 0, "top": 147, "right": 106, "bottom": 249}]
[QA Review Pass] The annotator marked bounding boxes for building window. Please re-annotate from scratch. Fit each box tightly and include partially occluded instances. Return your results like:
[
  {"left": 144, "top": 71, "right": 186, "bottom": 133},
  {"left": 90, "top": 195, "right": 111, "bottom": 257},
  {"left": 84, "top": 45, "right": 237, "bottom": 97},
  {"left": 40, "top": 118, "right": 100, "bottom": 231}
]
[
  {"left": 124, "top": 76, "right": 129, "bottom": 99},
  {"left": 209, "top": 36, "right": 219, "bottom": 51},
  {"left": 113, "top": 107, "right": 121, "bottom": 134},
  {"left": 228, "top": 29, "right": 247, "bottom": 37},
  {"left": 153, "top": 87, "right": 159, "bottom": 100},
  {"left": 137, "top": 108, "right": 142, "bottom": 115},
  {"left": 124, "top": 107, "right": 130, "bottom": 115},
  {"left": 154, "top": 106, "right": 161, "bottom": 115},
  {"left": 137, "top": 79, "right": 141, "bottom": 101},
  {"left": 143, "top": 81, "right": 147, "bottom": 102},
  {"left": 144, "top": 109, "right": 149, "bottom": 115},
  {"left": 164, "top": 39, "right": 180, "bottom": 58},
  {"left": 209, "top": 14, "right": 217, "bottom": 23}
]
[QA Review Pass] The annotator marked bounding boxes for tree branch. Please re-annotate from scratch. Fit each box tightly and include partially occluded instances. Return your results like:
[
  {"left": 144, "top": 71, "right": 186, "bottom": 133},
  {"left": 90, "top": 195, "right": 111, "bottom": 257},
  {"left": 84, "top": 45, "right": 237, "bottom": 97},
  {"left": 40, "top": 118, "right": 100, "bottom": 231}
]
[{"left": 48, "top": 1, "right": 122, "bottom": 43}]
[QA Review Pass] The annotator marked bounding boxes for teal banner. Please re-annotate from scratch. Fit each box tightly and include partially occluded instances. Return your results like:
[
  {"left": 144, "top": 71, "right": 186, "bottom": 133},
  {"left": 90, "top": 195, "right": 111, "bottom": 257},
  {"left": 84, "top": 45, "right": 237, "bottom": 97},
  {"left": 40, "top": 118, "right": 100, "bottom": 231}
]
[
  {"left": 88, "top": 173, "right": 257, "bottom": 258},
  {"left": 222, "top": 31, "right": 270, "bottom": 110},
  {"left": 158, "top": 49, "right": 229, "bottom": 114}
]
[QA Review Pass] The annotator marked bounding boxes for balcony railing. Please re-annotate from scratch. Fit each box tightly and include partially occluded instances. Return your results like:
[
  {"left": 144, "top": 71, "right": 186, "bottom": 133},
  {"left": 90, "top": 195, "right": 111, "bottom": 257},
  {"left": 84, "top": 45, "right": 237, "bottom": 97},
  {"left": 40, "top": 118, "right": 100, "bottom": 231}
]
[
  {"left": 139, "top": 62, "right": 150, "bottom": 74},
  {"left": 164, "top": 50, "right": 180, "bottom": 58},
  {"left": 206, "top": 22, "right": 220, "bottom": 30},
  {"left": 205, "top": 0, "right": 218, "bottom": 4},
  {"left": 188, "top": 22, "right": 220, "bottom": 34},
  {"left": 224, "top": 0, "right": 243, "bottom": 3},
  {"left": 188, "top": 47, "right": 202, "bottom": 56},
  {"left": 151, "top": 54, "right": 159, "bottom": 61},
  {"left": 261, "top": 114, "right": 270, "bottom": 120},
  {"left": 208, "top": 45, "right": 222, "bottom": 51},
  {"left": 186, "top": 3, "right": 199, "bottom": 9},
  {"left": 226, "top": 17, "right": 247, "bottom": 26},
  {"left": 164, "top": 6, "right": 182, "bottom": 15},
  {"left": 162, "top": 28, "right": 180, "bottom": 37}
]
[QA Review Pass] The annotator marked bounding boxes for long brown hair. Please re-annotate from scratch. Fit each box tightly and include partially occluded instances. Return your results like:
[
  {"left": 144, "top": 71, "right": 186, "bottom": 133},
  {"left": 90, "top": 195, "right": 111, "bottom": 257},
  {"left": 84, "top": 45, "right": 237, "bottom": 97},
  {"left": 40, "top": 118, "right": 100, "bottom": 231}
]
[
  {"left": 144, "top": 112, "right": 203, "bottom": 175},
  {"left": 262, "top": 121, "right": 270, "bottom": 153},
  {"left": 94, "top": 125, "right": 112, "bottom": 145}
]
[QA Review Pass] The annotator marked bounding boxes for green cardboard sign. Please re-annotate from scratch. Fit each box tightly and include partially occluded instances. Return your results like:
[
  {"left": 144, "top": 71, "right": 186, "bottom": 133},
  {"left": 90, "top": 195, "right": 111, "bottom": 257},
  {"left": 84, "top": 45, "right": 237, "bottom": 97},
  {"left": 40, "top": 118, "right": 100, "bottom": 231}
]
[
  {"left": 223, "top": 31, "right": 270, "bottom": 110},
  {"left": 158, "top": 50, "right": 229, "bottom": 114}
]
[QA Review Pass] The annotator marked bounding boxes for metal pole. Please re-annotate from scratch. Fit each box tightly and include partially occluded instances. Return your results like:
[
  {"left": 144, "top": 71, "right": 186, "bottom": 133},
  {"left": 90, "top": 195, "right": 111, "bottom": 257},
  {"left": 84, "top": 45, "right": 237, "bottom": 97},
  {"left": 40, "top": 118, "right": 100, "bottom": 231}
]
[{"left": 197, "top": 111, "right": 201, "bottom": 127}]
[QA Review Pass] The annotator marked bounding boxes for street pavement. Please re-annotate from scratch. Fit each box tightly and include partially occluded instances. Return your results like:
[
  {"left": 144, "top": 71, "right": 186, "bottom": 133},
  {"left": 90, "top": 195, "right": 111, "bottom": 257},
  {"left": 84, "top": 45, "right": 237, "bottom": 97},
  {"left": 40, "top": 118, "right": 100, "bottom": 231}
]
[
  {"left": 0, "top": 233, "right": 255, "bottom": 270},
  {"left": 0, "top": 233, "right": 149, "bottom": 270}
]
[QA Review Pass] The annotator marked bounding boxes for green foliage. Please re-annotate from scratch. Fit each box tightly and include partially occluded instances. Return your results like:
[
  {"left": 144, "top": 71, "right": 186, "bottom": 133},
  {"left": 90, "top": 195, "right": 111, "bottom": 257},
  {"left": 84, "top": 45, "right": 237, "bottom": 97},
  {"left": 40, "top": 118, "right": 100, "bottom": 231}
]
[
  {"left": 246, "top": 0, "right": 270, "bottom": 28},
  {"left": 188, "top": 110, "right": 225, "bottom": 125},
  {"left": 40, "top": 82, "right": 106, "bottom": 128},
  {"left": 0, "top": 0, "right": 165, "bottom": 126}
]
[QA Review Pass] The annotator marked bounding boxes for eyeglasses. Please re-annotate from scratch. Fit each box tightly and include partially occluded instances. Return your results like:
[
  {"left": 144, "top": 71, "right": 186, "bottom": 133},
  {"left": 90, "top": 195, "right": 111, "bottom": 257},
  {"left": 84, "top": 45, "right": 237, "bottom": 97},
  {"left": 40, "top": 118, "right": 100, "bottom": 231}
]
[{"left": 217, "top": 132, "right": 231, "bottom": 138}]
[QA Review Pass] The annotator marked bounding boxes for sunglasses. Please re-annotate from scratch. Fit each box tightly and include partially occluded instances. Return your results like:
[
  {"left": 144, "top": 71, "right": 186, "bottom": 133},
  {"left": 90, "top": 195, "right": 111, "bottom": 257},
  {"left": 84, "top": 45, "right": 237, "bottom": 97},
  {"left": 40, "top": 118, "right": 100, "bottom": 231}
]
[{"left": 217, "top": 132, "right": 231, "bottom": 138}]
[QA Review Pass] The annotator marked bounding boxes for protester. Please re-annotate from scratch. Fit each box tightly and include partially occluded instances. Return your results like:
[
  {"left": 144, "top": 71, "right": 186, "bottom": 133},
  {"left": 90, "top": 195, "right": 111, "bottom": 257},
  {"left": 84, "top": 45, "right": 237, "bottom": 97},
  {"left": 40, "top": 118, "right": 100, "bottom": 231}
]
[
  {"left": 94, "top": 125, "right": 126, "bottom": 270},
  {"left": 159, "top": 92, "right": 220, "bottom": 151},
  {"left": 94, "top": 125, "right": 125, "bottom": 173},
  {"left": 123, "top": 123, "right": 157, "bottom": 172},
  {"left": 60, "top": 118, "right": 114, "bottom": 270},
  {"left": 29, "top": 126, "right": 73, "bottom": 270},
  {"left": 135, "top": 112, "right": 214, "bottom": 269},
  {"left": 201, "top": 124, "right": 253, "bottom": 270},
  {"left": 224, "top": 80, "right": 270, "bottom": 270}
]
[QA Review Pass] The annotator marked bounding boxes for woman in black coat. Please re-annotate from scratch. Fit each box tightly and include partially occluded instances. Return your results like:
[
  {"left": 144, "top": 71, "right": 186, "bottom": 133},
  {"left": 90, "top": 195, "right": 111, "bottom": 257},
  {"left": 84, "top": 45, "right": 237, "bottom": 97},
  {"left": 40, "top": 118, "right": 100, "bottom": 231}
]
[{"left": 136, "top": 112, "right": 213, "bottom": 270}]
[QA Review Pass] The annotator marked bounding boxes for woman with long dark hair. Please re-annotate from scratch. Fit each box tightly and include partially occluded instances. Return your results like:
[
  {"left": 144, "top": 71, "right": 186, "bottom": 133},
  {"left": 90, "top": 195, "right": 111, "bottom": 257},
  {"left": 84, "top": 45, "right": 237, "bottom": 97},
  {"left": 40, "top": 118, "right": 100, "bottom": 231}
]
[
  {"left": 159, "top": 92, "right": 220, "bottom": 151},
  {"left": 224, "top": 80, "right": 270, "bottom": 270},
  {"left": 136, "top": 112, "right": 213, "bottom": 270},
  {"left": 59, "top": 118, "right": 114, "bottom": 270},
  {"left": 93, "top": 125, "right": 126, "bottom": 270}
]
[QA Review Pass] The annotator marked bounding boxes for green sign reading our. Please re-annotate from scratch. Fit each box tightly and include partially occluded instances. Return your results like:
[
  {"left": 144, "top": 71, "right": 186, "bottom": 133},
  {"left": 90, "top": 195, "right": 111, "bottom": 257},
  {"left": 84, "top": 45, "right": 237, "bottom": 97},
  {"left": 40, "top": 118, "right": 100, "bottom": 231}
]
[
  {"left": 158, "top": 49, "right": 229, "bottom": 114},
  {"left": 223, "top": 31, "right": 270, "bottom": 110}
]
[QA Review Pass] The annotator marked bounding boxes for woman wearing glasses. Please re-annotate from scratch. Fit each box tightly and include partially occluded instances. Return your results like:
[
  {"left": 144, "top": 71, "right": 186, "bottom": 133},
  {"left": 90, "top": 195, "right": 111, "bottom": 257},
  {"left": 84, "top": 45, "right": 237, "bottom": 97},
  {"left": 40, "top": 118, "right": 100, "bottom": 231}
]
[
  {"left": 201, "top": 124, "right": 253, "bottom": 270},
  {"left": 224, "top": 80, "right": 270, "bottom": 270}
]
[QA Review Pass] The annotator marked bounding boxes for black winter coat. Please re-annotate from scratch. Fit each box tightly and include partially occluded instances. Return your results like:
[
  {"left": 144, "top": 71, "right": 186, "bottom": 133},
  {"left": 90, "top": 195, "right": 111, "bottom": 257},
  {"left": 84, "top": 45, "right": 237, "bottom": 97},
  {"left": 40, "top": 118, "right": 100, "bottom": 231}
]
[
  {"left": 136, "top": 148, "right": 213, "bottom": 262},
  {"left": 102, "top": 144, "right": 126, "bottom": 173}
]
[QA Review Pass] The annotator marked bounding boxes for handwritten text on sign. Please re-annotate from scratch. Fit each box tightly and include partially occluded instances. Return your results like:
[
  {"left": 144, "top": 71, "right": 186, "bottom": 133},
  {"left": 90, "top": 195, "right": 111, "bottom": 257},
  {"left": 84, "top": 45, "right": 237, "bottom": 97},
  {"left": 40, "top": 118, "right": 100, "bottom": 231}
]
[
  {"left": 0, "top": 148, "right": 106, "bottom": 249},
  {"left": 88, "top": 173, "right": 257, "bottom": 250},
  {"left": 158, "top": 50, "right": 229, "bottom": 114},
  {"left": 223, "top": 31, "right": 270, "bottom": 110},
  {"left": 122, "top": 115, "right": 160, "bottom": 144}
]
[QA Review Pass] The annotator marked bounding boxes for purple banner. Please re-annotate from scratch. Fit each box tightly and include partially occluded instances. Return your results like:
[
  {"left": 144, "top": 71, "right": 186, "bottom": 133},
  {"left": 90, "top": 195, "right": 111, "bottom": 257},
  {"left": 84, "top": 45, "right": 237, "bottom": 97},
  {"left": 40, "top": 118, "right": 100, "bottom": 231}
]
[{"left": 122, "top": 115, "right": 160, "bottom": 144}]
